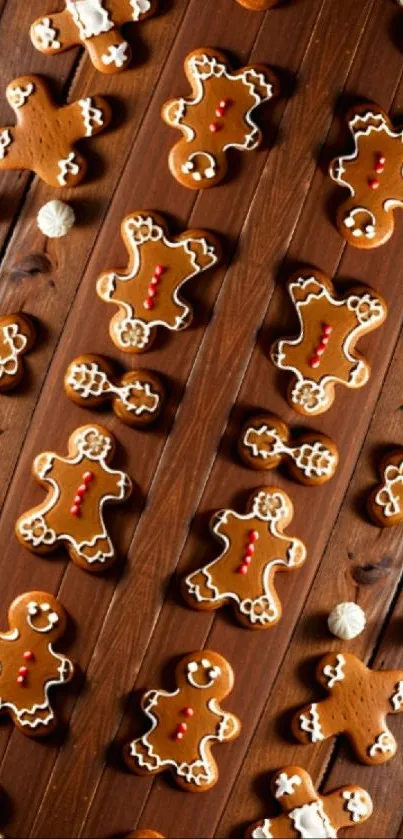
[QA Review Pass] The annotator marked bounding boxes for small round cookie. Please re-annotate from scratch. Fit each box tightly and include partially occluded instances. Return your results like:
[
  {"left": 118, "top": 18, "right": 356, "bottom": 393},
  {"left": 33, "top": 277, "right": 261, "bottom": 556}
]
[
  {"left": 328, "top": 602, "right": 366, "bottom": 640},
  {"left": 0, "top": 313, "right": 36, "bottom": 392},
  {"left": 37, "top": 200, "right": 75, "bottom": 238},
  {"left": 368, "top": 449, "right": 403, "bottom": 528}
]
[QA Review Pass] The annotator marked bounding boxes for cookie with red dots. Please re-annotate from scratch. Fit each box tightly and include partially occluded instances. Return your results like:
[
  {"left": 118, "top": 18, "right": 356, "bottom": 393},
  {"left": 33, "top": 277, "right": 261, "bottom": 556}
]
[
  {"left": 96, "top": 211, "right": 221, "bottom": 353},
  {"left": 270, "top": 268, "right": 387, "bottom": 416},
  {"left": 329, "top": 103, "right": 403, "bottom": 248},
  {"left": 245, "top": 767, "right": 373, "bottom": 838},
  {"left": 162, "top": 48, "right": 279, "bottom": 189},
  {"left": 0, "top": 591, "right": 74, "bottom": 737},
  {"left": 0, "top": 75, "right": 111, "bottom": 188},
  {"left": 125, "top": 650, "right": 241, "bottom": 792},
  {"left": 0, "top": 313, "right": 36, "bottom": 392},
  {"left": 31, "top": 0, "right": 157, "bottom": 75},
  {"left": 183, "top": 487, "right": 306, "bottom": 629},
  {"left": 368, "top": 449, "right": 403, "bottom": 528},
  {"left": 15, "top": 424, "right": 132, "bottom": 573}
]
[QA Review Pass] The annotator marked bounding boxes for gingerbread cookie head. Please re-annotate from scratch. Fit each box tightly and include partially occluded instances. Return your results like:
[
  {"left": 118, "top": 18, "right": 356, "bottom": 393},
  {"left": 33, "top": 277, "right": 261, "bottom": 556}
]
[
  {"left": 329, "top": 104, "right": 403, "bottom": 248},
  {"left": 125, "top": 650, "right": 241, "bottom": 792},
  {"left": 0, "top": 313, "right": 36, "bottom": 392},
  {"left": 183, "top": 487, "right": 306, "bottom": 630},
  {"left": 162, "top": 48, "right": 279, "bottom": 190},
  {"left": 15, "top": 424, "right": 132, "bottom": 573},
  {"left": 292, "top": 652, "right": 403, "bottom": 765},
  {"left": 0, "top": 591, "right": 74, "bottom": 736},
  {"left": 64, "top": 355, "right": 164, "bottom": 427},
  {"left": 0, "top": 75, "right": 111, "bottom": 188},
  {"left": 271, "top": 269, "right": 387, "bottom": 416},
  {"left": 31, "top": 0, "right": 157, "bottom": 75},
  {"left": 368, "top": 449, "right": 403, "bottom": 528},
  {"left": 245, "top": 767, "right": 373, "bottom": 838},
  {"left": 96, "top": 211, "right": 221, "bottom": 353},
  {"left": 238, "top": 413, "right": 339, "bottom": 485}
]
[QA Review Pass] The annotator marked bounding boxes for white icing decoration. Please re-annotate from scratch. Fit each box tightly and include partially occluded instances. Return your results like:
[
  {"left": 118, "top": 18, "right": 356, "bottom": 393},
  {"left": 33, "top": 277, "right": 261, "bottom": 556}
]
[
  {"left": 342, "top": 790, "right": 371, "bottom": 824},
  {"left": 181, "top": 152, "right": 217, "bottom": 182},
  {"left": 66, "top": 359, "right": 160, "bottom": 416},
  {"left": 271, "top": 275, "right": 385, "bottom": 414},
  {"left": 368, "top": 731, "right": 395, "bottom": 758},
  {"left": 275, "top": 772, "right": 302, "bottom": 798},
  {"left": 66, "top": 0, "right": 114, "bottom": 39},
  {"left": 57, "top": 152, "right": 80, "bottom": 186},
  {"left": 299, "top": 703, "right": 324, "bottom": 743},
  {"left": 101, "top": 42, "right": 130, "bottom": 68},
  {"left": 130, "top": 0, "right": 152, "bottom": 19},
  {"left": 243, "top": 424, "right": 337, "bottom": 480},
  {"left": 8, "top": 83, "right": 35, "bottom": 109},
  {"left": 33, "top": 17, "right": 61, "bottom": 50},
  {"left": 343, "top": 207, "right": 376, "bottom": 240},
  {"left": 37, "top": 200, "right": 76, "bottom": 239},
  {"left": 186, "top": 659, "right": 222, "bottom": 689},
  {"left": 0, "top": 129, "right": 12, "bottom": 159},
  {"left": 184, "top": 490, "right": 306, "bottom": 627},
  {"left": 328, "top": 602, "right": 366, "bottom": 640},
  {"left": 251, "top": 821, "right": 273, "bottom": 839},
  {"left": 323, "top": 654, "right": 346, "bottom": 688},
  {"left": 17, "top": 427, "right": 131, "bottom": 567},
  {"left": 289, "top": 801, "right": 337, "bottom": 838},
  {"left": 375, "top": 460, "right": 403, "bottom": 518},
  {"left": 0, "top": 321, "right": 28, "bottom": 382},
  {"left": 391, "top": 681, "right": 403, "bottom": 711},
  {"left": 27, "top": 601, "right": 59, "bottom": 633},
  {"left": 79, "top": 97, "right": 104, "bottom": 136}
]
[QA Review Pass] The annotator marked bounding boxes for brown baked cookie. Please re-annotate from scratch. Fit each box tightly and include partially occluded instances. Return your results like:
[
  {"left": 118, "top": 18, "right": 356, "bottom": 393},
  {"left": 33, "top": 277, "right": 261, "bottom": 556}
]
[
  {"left": 238, "top": 413, "right": 339, "bottom": 485},
  {"left": 236, "top": 0, "right": 281, "bottom": 8},
  {"left": 125, "top": 651, "right": 241, "bottom": 792},
  {"left": 31, "top": 0, "right": 157, "bottom": 75},
  {"left": 64, "top": 354, "right": 164, "bottom": 427},
  {"left": 245, "top": 767, "right": 373, "bottom": 838},
  {"left": 329, "top": 104, "right": 403, "bottom": 248},
  {"left": 96, "top": 211, "right": 221, "bottom": 353},
  {"left": 0, "top": 313, "right": 36, "bottom": 392},
  {"left": 367, "top": 449, "right": 403, "bottom": 527},
  {"left": 270, "top": 269, "right": 387, "bottom": 416},
  {"left": 0, "top": 75, "right": 111, "bottom": 188},
  {"left": 15, "top": 424, "right": 132, "bottom": 573},
  {"left": 292, "top": 652, "right": 403, "bottom": 765},
  {"left": 124, "top": 832, "right": 164, "bottom": 838},
  {"left": 162, "top": 48, "right": 279, "bottom": 190},
  {"left": 0, "top": 591, "right": 74, "bottom": 737},
  {"left": 183, "top": 488, "right": 306, "bottom": 629}
]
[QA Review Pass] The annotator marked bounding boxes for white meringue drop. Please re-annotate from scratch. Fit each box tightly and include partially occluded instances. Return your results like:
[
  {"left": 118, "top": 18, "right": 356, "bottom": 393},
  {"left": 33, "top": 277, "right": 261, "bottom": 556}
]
[
  {"left": 37, "top": 200, "right": 75, "bottom": 239},
  {"left": 328, "top": 602, "right": 366, "bottom": 641}
]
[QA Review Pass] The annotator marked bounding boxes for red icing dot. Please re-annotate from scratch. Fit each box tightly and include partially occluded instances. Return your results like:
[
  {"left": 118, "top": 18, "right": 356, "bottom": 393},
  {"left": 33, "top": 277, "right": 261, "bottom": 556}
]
[
  {"left": 176, "top": 731, "right": 184, "bottom": 740},
  {"left": 178, "top": 722, "right": 187, "bottom": 734},
  {"left": 238, "top": 564, "right": 248, "bottom": 575},
  {"left": 183, "top": 707, "right": 194, "bottom": 717},
  {"left": 17, "top": 676, "right": 26, "bottom": 686},
  {"left": 70, "top": 504, "right": 81, "bottom": 517},
  {"left": 150, "top": 276, "right": 160, "bottom": 287},
  {"left": 249, "top": 530, "right": 259, "bottom": 542},
  {"left": 220, "top": 98, "right": 231, "bottom": 109},
  {"left": 154, "top": 265, "right": 166, "bottom": 277},
  {"left": 368, "top": 177, "right": 379, "bottom": 190},
  {"left": 245, "top": 544, "right": 255, "bottom": 557},
  {"left": 243, "top": 556, "right": 252, "bottom": 566},
  {"left": 144, "top": 298, "right": 154, "bottom": 310},
  {"left": 19, "top": 666, "right": 28, "bottom": 677},
  {"left": 209, "top": 122, "right": 221, "bottom": 133},
  {"left": 323, "top": 324, "right": 332, "bottom": 336},
  {"left": 83, "top": 472, "right": 94, "bottom": 484},
  {"left": 77, "top": 485, "right": 87, "bottom": 497},
  {"left": 215, "top": 106, "right": 225, "bottom": 117},
  {"left": 148, "top": 286, "right": 157, "bottom": 297},
  {"left": 310, "top": 356, "right": 321, "bottom": 369},
  {"left": 24, "top": 651, "right": 34, "bottom": 661}
]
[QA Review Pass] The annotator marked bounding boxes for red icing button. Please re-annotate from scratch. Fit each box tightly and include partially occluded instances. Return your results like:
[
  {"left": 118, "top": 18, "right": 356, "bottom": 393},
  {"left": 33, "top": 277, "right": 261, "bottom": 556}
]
[
  {"left": 154, "top": 265, "right": 166, "bottom": 277},
  {"left": 310, "top": 356, "right": 321, "bottom": 369},
  {"left": 183, "top": 707, "right": 194, "bottom": 717},
  {"left": 238, "top": 564, "right": 248, "bottom": 575},
  {"left": 209, "top": 122, "right": 221, "bottom": 133},
  {"left": 83, "top": 472, "right": 94, "bottom": 484},
  {"left": 24, "top": 651, "right": 34, "bottom": 661},
  {"left": 368, "top": 178, "right": 379, "bottom": 189},
  {"left": 19, "top": 666, "right": 28, "bottom": 677},
  {"left": 144, "top": 298, "right": 154, "bottom": 310},
  {"left": 77, "top": 485, "right": 87, "bottom": 497},
  {"left": 249, "top": 530, "right": 259, "bottom": 542},
  {"left": 17, "top": 676, "right": 26, "bottom": 686},
  {"left": 70, "top": 504, "right": 81, "bottom": 517}
]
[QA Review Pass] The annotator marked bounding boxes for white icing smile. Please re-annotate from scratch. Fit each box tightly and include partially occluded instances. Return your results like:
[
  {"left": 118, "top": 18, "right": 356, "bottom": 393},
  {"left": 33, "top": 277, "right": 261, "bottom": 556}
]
[{"left": 186, "top": 658, "right": 222, "bottom": 689}]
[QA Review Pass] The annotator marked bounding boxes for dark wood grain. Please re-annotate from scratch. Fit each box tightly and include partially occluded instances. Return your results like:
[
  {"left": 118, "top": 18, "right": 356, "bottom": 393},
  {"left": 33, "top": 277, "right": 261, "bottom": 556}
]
[{"left": 0, "top": 0, "right": 402, "bottom": 837}]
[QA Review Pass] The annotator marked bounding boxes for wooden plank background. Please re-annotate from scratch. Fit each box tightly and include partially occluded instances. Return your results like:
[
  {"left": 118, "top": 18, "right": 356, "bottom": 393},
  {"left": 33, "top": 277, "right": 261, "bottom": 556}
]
[{"left": 0, "top": 0, "right": 402, "bottom": 836}]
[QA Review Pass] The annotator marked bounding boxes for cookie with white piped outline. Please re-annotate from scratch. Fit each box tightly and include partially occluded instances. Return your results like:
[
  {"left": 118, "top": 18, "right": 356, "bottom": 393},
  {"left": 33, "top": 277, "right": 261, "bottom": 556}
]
[
  {"left": 368, "top": 449, "right": 403, "bottom": 527},
  {"left": 0, "top": 313, "right": 36, "bottom": 392}
]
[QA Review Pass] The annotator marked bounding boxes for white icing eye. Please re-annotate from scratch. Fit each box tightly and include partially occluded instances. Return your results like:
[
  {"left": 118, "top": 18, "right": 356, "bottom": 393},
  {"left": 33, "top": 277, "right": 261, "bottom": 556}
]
[
  {"left": 209, "top": 666, "right": 221, "bottom": 680},
  {"left": 182, "top": 161, "right": 194, "bottom": 173},
  {"left": 344, "top": 216, "right": 355, "bottom": 229},
  {"left": 201, "top": 658, "right": 211, "bottom": 669},
  {"left": 27, "top": 602, "right": 39, "bottom": 616},
  {"left": 187, "top": 661, "right": 198, "bottom": 673},
  {"left": 49, "top": 612, "right": 59, "bottom": 626},
  {"left": 205, "top": 167, "right": 216, "bottom": 179},
  {"left": 41, "top": 603, "right": 51, "bottom": 613}
]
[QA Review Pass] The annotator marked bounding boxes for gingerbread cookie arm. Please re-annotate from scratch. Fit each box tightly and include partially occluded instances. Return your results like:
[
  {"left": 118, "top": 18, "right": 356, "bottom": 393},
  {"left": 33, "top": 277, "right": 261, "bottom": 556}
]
[
  {"left": 31, "top": 10, "right": 77, "bottom": 56},
  {"left": 324, "top": 786, "right": 373, "bottom": 831},
  {"left": 79, "top": 28, "right": 132, "bottom": 75},
  {"left": 61, "top": 96, "right": 112, "bottom": 143}
]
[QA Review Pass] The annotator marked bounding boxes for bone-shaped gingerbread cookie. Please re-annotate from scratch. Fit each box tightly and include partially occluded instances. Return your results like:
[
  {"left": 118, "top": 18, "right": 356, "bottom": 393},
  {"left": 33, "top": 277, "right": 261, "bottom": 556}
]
[
  {"left": 0, "top": 313, "right": 36, "bottom": 392},
  {"left": 15, "top": 424, "right": 132, "bottom": 572},
  {"left": 125, "top": 650, "right": 241, "bottom": 792},
  {"left": 64, "top": 354, "right": 164, "bottom": 427},
  {"left": 329, "top": 104, "right": 403, "bottom": 248},
  {"left": 183, "top": 488, "right": 306, "bottom": 629},
  {"left": 96, "top": 211, "right": 221, "bottom": 353},
  {"left": 0, "top": 75, "right": 111, "bottom": 188},
  {"left": 162, "top": 48, "right": 278, "bottom": 190},
  {"left": 270, "top": 269, "right": 387, "bottom": 416},
  {"left": 245, "top": 766, "right": 373, "bottom": 838},
  {"left": 368, "top": 449, "right": 403, "bottom": 528},
  {"left": 292, "top": 652, "right": 403, "bottom": 765},
  {"left": 238, "top": 413, "right": 339, "bottom": 485},
  {"left": 0, "top": 591, "right": 74, "bottom": 736},
  {"left": 31, "top": 0, "right": 157, "bottom": 75}
]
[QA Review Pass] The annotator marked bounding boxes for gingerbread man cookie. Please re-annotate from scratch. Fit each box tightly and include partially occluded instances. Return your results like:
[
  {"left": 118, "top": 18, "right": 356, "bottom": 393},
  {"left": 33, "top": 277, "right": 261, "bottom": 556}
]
[
  {"left": 0, "top": 592, "right": 73, "bottom": 736},
  {"left": 292, "top": 652, "right": 403, "bottom": 765},
  {"left": 236, "top": 0, "right": 281, "bottom": 8},
  {"left": 162, "top": 48, "right": 278, "bottom": 190},
  {"left": 96, "top": 211, "right": 221, "bottom": 353},
  {"left": 245, "top": 767, "right": 373, "bottom": 838},
  {"left": 125, "top": 651, "right": 240, "bottom": 792},
  {"left": 65, "top": 355, "right": 164, "bottom": 427},
  {"left": 0, "top": 75, "right": 111, "bottom": 188},
  {"left": 270, "top": 269, "right": 387, "bottom": 417},
  {"left": 329, "top": 104, "right": 403, "bottom": 248},
  {"left": 368, "top": 449, "right": 403, "bottom": 527},
  {"left": 31, "top": 0, "right": 157, "bottom": 75},
  {"left": 183, "top": 488, "right": 306, "bottom": 630},
  {"left": 238, "top": 413, "right": 339, "bottom": 485},
  {"left": 124, "top": 832, "right": 164, "bottom": 838},
  {"left": 15, "top": 425, "right": 132, "bottom": 572},
  {"left": 0, "top": 313, "right": 36, "bottom": 392}
]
